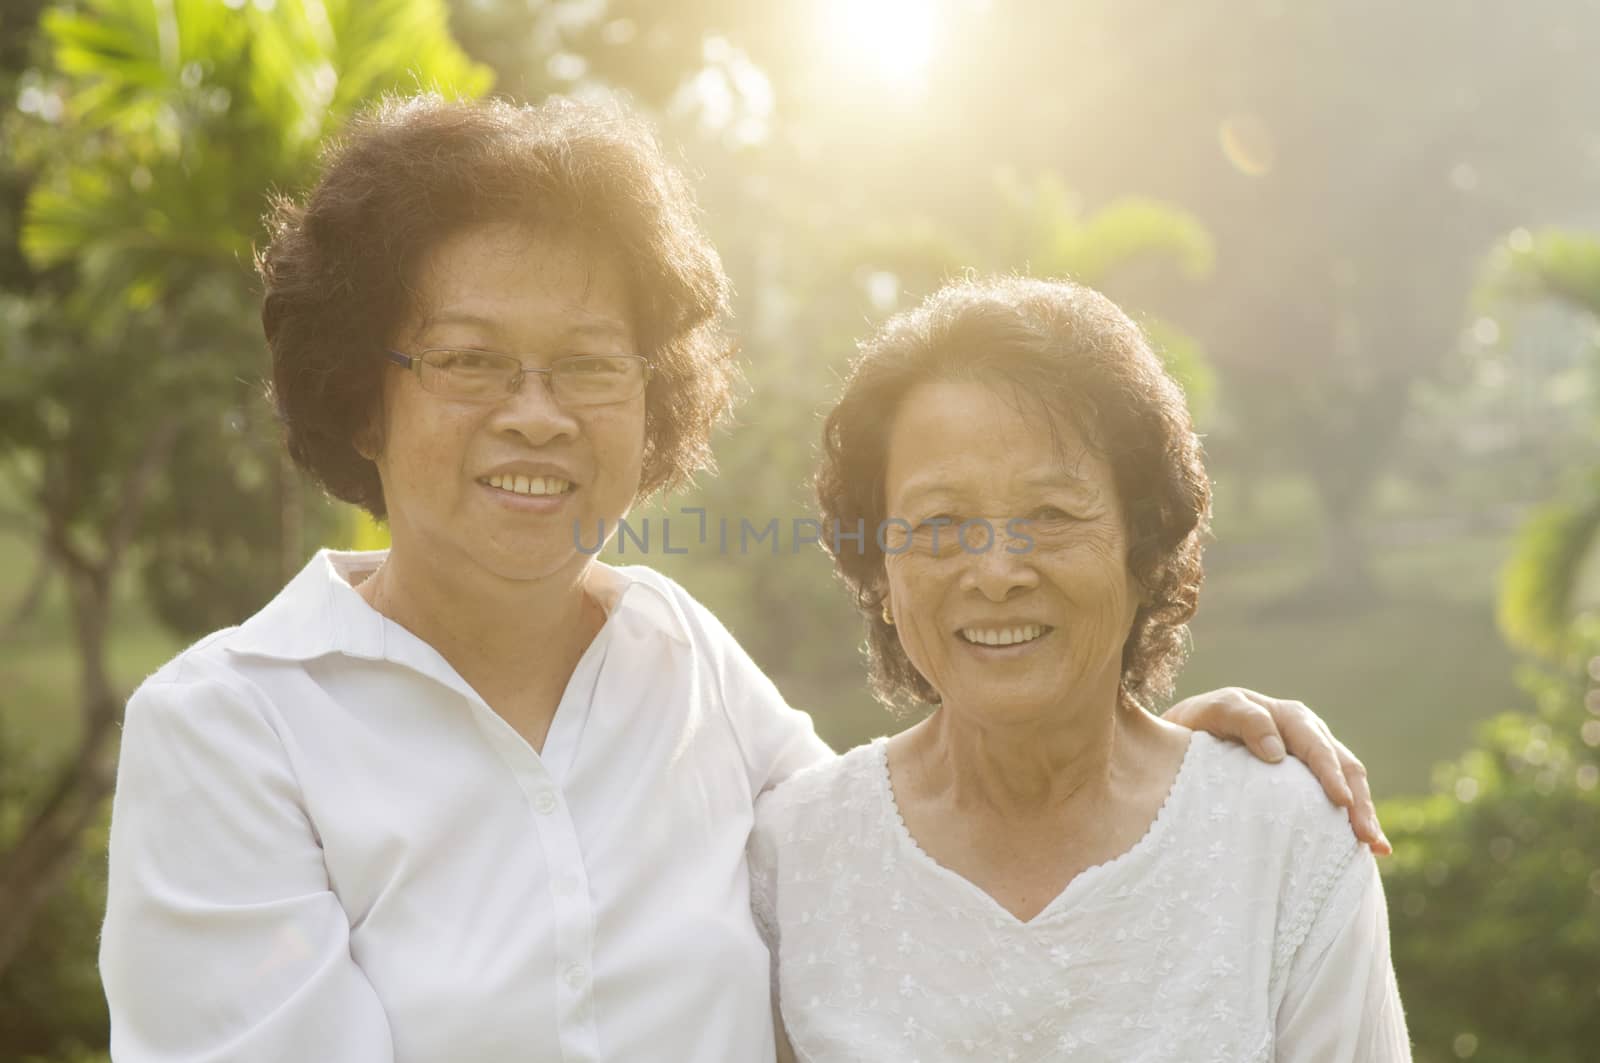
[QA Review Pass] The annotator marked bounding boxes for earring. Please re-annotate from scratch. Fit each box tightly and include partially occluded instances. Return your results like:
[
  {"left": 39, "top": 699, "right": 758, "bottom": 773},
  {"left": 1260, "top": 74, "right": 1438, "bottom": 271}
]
[{"left": 881, "top": 600, "right": 895, "bottom": 626}]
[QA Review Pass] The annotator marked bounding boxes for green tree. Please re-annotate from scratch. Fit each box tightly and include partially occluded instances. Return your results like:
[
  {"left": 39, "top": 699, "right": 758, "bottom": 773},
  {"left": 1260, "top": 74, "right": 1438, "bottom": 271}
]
[
  {"left": 1375, "top": 225, "right": 1600, "bottom": 1062},
  {"left": 1482, "top": 229, "right": 1600, "bottom": 664},
  {"left": 1380, "top": 664, "right": 1600, "bottom": 1063},
  {"left": 0, "top": 0, "right": 487, "bottom": 998}
]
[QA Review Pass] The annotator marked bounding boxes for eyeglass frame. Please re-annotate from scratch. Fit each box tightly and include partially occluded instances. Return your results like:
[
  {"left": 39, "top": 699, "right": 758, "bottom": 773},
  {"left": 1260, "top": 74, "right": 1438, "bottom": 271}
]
[{"left": 383, "top": 347, "right": 653, "bottom": 406}]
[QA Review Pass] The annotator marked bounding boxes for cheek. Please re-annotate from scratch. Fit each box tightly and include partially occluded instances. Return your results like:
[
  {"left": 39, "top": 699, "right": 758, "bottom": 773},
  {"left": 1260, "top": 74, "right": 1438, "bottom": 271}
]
[
  {"left": 1059, "top": 541, "right": 1139, "bottom": 644},
  {"left": 588, "top": 406, "right": 647, "bottom": 484},
  {"left": 411, "top": 414, "right": 467, "bottom": 466},
  {"left": 377, "top": 400, "right": 479, "bottom": 501},
  {"left": 886, "top": 558, "right": 954, "bottom": 672}
]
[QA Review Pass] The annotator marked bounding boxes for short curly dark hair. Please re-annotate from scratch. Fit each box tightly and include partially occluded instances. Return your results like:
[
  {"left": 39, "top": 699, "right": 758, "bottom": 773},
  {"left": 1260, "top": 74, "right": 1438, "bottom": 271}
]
[
  {"left": 816, "top": 276, "right": 1211, "bottom": 712},
  {"left": 257, "top": 93, "right": 737, "bottom": 517}
]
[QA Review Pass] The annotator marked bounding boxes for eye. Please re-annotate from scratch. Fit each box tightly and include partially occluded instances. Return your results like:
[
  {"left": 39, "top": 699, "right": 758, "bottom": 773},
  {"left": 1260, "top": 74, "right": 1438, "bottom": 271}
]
[
  {"left": 560, "top": 355, "right": 628, "bottom": 376},
  {"left": 1032, "top": 505, "right": 1076, "bottom": 522},
  {"left": 907, "top": 515, "right": 963, "bottom": 557},
  {"left": 434, "top": 348, "right": 504, "bottom": 372}
]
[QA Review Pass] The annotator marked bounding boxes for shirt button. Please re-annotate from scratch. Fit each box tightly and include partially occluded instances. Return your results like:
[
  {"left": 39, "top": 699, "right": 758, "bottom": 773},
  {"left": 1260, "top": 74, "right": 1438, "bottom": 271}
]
[
  {"left": 534, "top": 790, "right": 559, "bottom": 815},
  {"left": 564, "top": 964, "right": 588, "bottom": 990}
]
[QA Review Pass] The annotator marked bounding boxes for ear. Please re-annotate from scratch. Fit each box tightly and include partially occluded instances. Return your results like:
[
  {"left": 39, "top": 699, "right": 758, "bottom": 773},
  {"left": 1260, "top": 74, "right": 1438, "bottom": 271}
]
[
  {"left": 351, "top": 394, "right": 386, "bottom": 462},
  {"left": 352, "top": 424, "right": 380, "bottom": 462},
  {"left": 871, "top": 574, "right": 893, "bottom": 624}
]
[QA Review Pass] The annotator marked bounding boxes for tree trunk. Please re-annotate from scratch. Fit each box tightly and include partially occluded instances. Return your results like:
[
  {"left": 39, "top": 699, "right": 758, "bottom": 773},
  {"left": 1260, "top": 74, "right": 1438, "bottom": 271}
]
[
  {"left": 0, "top": 562, "right": 119, "bottom": 978},
  {"left": 0, "top": 546, "right": 53, "bottom": 639},
  {"left": 0, "top": 414, "right": 178, "bottom": 978},
  {"left": 1301, "top": 455, "right": 1378, "bottom": 604},
  {"left": 1319, "top": 503, "right": 1374, "bottom": 597},
  {"left": 0, "top": 716, "right": 117, "bottom": 975}
]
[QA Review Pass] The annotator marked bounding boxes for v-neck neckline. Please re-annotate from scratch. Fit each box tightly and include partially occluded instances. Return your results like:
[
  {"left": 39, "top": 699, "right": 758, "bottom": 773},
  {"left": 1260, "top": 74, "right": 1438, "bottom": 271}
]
[
  {"left": 870, "top": 730, "right": 1208, "bottom": 928},
  {"left": 328, "top": 555, "right": 628, "bottom": 787},
  {"left": 535, "top": 616, "right": 613, "bottom": 784}
]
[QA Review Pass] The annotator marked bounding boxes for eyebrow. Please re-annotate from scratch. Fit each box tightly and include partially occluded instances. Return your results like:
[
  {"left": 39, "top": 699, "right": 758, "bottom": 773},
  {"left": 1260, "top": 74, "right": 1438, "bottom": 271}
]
[{"left": 1020, "top": 471, "right": 1098, "bottom": 495}]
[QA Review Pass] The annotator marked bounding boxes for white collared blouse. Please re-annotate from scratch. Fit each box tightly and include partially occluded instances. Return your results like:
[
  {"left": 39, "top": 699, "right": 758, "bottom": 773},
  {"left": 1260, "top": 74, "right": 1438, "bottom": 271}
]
[{"left": 100, "top": 549, "right": 832, "bottom": 1063}]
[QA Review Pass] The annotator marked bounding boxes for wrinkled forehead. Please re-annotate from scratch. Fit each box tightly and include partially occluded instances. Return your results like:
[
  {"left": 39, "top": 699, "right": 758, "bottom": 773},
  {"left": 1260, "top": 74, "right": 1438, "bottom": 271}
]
[
  {"left": 891, "top": 456, "right": 1113, "bottom": 518},
  {"left": 884, "top": 375, "right": 1112, "bottom": 505}
]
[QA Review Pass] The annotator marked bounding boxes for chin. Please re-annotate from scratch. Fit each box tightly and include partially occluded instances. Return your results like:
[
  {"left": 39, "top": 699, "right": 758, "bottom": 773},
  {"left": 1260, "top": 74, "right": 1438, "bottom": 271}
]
[
  {"left": 943, "top": 689, "right": 1048, "bottom": 722},
  {"left": 474, "top": 542, "right": 591, "bottom": 584},
  {"left": 966, "top": 671, "right": 1093, "bottom": 714}
]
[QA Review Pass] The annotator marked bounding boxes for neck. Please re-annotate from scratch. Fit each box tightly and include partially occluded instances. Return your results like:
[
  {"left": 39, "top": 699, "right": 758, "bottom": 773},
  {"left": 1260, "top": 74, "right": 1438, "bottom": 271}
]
[
  {"left": 359, "top": 543, "right": 599, "bottom": 692},
  {"left": 905, "top": 685, "right": 1165, "bottom": 818}
]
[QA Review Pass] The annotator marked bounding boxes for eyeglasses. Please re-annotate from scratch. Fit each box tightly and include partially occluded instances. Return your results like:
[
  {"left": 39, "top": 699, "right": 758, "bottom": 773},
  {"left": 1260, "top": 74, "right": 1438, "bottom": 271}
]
[{"left": 384, "top": 348, "right": 651, "bottom": 406}]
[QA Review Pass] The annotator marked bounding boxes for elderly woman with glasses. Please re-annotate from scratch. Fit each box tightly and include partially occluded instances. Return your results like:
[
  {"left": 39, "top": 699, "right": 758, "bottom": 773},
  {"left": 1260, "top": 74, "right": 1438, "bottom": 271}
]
[
  {"left": 750, "top": 276, "right": 1411, "bottom": 1062},
  {"left": 100, "top": 95, "right": 1389, "bottom": 1063}
]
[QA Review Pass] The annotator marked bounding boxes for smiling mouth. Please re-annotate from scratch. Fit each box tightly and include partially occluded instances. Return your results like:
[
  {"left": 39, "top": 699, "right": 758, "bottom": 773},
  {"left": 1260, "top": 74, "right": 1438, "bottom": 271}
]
[
  {"left": 957, "top": 624, "right": 1053, "bottom": 647},
  {"left": 479, "top": 474, "right": 576, "bottom": 497}
]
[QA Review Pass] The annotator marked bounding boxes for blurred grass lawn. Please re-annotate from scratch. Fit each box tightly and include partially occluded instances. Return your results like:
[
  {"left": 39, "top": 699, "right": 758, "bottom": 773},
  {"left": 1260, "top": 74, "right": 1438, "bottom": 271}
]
[
  {"left": 0, "top": 530, "right": 184, "bottom": 766},
  {"left": 1175, "top": 472, "right": 1524, "bottom": 799},
  {"left": 1178, "top": 534, "right": 1521, "bottom": 800}
]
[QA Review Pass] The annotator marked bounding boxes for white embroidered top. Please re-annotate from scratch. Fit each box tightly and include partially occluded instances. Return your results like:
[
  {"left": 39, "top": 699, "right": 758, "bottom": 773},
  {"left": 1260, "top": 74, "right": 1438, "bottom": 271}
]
[{"left": 749, "top": 731, "right": 1411, "bottom": 1062}]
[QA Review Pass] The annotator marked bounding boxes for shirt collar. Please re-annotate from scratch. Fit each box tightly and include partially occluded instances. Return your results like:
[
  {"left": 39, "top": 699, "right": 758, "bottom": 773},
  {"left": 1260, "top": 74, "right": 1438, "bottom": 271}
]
[{"left": 224, "top": 548, "right": 690, "bottom": 663}]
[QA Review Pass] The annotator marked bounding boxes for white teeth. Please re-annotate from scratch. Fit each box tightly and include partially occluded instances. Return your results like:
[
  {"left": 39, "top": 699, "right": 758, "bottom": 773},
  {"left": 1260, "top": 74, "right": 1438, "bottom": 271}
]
[
  {"left": 960, "top": 624, "right": 1046, "bottom": 647},
  {"left": 483, "top": 474, "right": 573, "bottom": 496}
]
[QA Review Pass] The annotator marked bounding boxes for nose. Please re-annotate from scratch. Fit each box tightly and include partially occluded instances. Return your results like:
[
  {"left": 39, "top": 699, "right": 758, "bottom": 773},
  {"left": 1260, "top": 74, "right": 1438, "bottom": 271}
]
[
  {"left": 958, "top": 523, "right": 1040, "bottom": 601},
  {"left": 489, "top": 371, "right": 581, "bottom": 447}
]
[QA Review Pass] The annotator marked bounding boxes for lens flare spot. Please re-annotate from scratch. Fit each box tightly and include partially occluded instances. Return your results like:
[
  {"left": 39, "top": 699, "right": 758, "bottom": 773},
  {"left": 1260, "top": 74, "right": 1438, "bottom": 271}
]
[{"left": 1219, "top": 115, "right": 1275, "bottom": 177}]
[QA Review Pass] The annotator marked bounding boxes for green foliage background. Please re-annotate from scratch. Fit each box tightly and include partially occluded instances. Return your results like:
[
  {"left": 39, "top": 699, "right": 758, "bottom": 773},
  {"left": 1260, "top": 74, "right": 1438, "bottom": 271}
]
[{"left": 2, "top": 1, "right": 1599, "bottom": 1060}]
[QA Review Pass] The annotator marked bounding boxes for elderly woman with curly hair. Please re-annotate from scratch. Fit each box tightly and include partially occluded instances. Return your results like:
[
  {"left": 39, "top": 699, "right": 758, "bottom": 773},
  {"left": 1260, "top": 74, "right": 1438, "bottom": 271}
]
[
  {"left": 751, "top": 277, "right": 1411, "bottom": 1062},
  {"left": 101, "top": 94, "right": 1387, "bottom": 1063}
]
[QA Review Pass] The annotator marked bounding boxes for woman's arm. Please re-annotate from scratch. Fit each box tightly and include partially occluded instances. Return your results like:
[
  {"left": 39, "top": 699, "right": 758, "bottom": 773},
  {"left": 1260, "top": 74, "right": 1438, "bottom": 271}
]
[
  {"left": 101, "top": 671, "right": 394, "bottom": 1062},
  {"left": 1163, "top": 687, "right": 1391, "bottom": 854},
  {"left": 674, "top": 584, "right": 835, "bottom": 793},
  {"left": 1274, "top": 852, "right": 1411, "bottom": 1060}
]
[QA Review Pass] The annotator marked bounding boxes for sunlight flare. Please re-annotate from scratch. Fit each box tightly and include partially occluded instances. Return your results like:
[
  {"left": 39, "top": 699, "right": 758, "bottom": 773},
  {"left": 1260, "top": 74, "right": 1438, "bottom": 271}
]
[{"left": 821, "top": 0, "right": 942, "bottom": 87}]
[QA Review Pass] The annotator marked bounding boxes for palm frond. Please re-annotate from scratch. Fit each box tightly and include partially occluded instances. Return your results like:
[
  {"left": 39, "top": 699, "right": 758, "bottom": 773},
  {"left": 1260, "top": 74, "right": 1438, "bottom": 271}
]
[
  {"left": 1051, "top": 198, "right": 1215, "bottom": 285},
  {"left": 1140, "top": 318, "right": 1215, "bottom": 421},
  {"left": 992, "top": 172, "right": 1214, "bottom": 285},
  {"left": 1484, "top": 229, "right": 1600, "bottom": 321},
  {"left": 1498, "top": 471, "right": 1600, "bottom": 661},
  {"left": 26, "top": 0, "right": 490, "bottom": 304}
]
